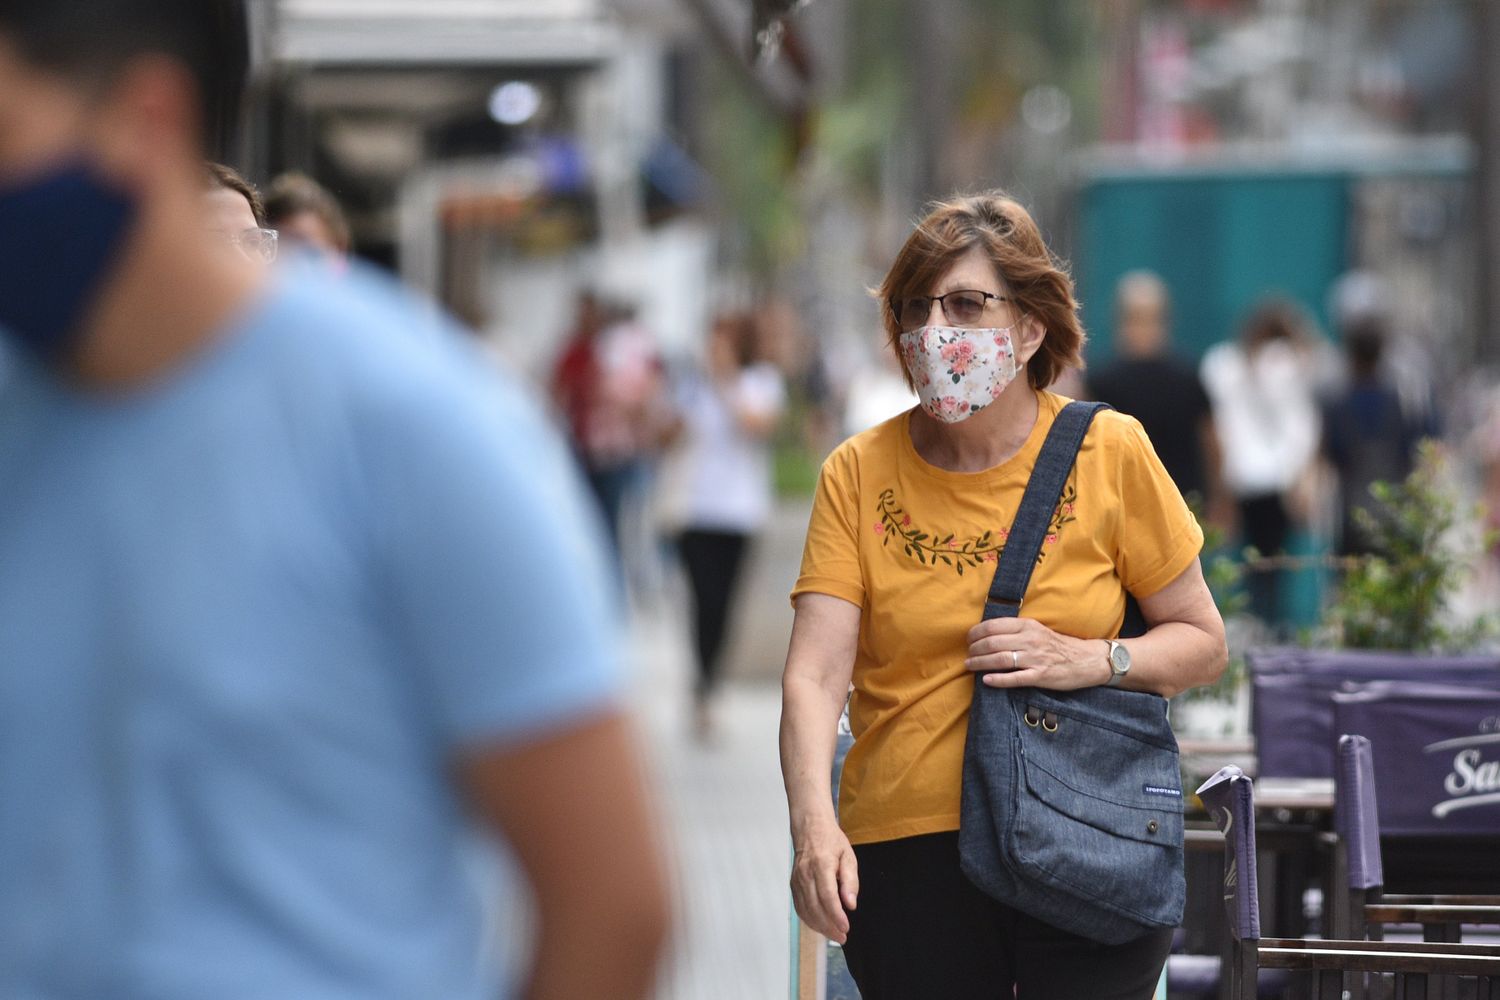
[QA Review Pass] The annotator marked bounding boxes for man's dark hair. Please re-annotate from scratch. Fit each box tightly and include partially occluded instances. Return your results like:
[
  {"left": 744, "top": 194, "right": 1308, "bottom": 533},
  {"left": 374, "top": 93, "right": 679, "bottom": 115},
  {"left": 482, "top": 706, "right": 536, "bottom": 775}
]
[
  {"left": 0, "top": 0, "right": 248, "bottom": 156},
  {"left": 265, "top": 172, "right": 351, "bottom": 252},
  {"left": 1343, "top": 317, "right": 1386, "bottom": 380}
]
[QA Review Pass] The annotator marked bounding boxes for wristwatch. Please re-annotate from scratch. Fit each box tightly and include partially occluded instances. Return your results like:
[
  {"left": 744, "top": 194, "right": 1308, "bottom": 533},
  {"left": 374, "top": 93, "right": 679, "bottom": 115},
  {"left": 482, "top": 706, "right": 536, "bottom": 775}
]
[{"left": 1105, "top": 640, "right": 1131, "bottom": 687}]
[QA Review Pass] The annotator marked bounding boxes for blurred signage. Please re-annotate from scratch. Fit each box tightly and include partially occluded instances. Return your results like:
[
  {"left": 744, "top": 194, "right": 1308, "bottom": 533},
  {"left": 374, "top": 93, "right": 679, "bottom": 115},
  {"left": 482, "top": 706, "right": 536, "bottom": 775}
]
[
  {"left": 271, "top": 0, "right": 619, "bottom": 66},
  {"left": 1428, "top": 720, "right": 1500, "bottom": 820},
  {"left": 1335, "top": 686, "right": 1500, "bottom": 836}
]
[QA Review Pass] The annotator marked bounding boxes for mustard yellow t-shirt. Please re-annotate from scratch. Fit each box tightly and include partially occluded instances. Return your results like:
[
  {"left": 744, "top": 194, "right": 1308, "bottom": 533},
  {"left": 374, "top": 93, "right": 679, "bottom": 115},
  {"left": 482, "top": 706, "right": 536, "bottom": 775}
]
[{"left": 791, "top": 390, "right": 1203, "bottom": 845}]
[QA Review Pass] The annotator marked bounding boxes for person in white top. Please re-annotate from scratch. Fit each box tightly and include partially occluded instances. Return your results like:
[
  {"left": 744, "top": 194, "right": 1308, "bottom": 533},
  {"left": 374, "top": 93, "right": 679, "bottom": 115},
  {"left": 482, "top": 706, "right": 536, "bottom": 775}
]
[
  {"left": 670, "top": 311, "right": 787, "bottom": 739},
  {"left": 1200, "top": 298, "right": 1323, "bottom": 629},
  {"left": 841, "top": 345, "right": 918, "bottom": 440}
]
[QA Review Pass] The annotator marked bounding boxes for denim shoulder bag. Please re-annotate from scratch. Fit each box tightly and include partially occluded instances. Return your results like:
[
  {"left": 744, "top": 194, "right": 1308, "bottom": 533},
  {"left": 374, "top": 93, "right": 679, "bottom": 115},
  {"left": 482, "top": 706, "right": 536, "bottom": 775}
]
[{"left": 957, "top": 400, "right": 1186, "bottom": 945}]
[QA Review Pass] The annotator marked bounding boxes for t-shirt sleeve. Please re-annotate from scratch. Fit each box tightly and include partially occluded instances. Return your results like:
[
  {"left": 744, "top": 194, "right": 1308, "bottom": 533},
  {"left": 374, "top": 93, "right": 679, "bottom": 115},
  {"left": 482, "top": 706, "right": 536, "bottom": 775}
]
[
  {"left": 790, "top": 445, "right": 865, "bottom": 608},
  {"left": 1111, "top": 415, "right": 1205, "bottom": 598},
  {"left": 365, "top": 360, "right": 626, "bottom": 750}
]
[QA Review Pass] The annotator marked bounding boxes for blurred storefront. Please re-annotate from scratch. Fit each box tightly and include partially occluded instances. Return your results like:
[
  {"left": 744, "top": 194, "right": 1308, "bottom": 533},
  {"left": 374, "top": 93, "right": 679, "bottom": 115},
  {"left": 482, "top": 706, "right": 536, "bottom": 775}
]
[
  {"left": 242, "top": 0, "right": 734, "bottom": 374},
  {"left": 1073, "top": 0, "right": 1485, "bottom": 374},
  {"left": 235, "top": 1, "right": 1500, "bottom": 407}
]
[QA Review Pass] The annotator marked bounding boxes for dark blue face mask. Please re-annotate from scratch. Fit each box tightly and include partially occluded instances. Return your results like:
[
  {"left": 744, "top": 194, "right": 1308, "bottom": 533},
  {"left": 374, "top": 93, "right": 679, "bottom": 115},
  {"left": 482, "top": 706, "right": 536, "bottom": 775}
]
[{"left": 0, "top": 161, "right": 136, "bottom": 363}]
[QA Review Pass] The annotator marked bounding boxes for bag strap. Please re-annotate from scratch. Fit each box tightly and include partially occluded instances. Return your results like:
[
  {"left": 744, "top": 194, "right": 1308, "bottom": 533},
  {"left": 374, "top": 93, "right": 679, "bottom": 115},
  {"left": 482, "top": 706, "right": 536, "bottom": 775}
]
[{"left": 983, "top": 400, "right": 1110, "bottom": 621}]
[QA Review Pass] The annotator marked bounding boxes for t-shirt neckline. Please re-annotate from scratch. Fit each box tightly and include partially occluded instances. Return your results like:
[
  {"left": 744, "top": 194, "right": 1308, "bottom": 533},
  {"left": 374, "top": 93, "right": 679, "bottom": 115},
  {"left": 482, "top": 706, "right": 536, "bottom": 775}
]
[{"left": 897, "top": 389, "right": 1059, "bottom": 485}]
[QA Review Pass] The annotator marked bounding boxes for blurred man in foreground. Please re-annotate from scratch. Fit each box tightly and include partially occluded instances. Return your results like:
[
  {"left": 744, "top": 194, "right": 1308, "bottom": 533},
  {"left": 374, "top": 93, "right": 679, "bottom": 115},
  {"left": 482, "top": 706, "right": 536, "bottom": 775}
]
[{"left": 0, "top": 3, "right": 669, "bottom": 998}]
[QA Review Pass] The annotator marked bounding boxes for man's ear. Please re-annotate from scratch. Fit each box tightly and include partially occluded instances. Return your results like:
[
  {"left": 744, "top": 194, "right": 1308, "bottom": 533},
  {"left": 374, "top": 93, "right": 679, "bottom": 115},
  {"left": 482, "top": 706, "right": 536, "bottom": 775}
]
[{"left": 90, "top": 55, "right": 202, "bottom": 190}]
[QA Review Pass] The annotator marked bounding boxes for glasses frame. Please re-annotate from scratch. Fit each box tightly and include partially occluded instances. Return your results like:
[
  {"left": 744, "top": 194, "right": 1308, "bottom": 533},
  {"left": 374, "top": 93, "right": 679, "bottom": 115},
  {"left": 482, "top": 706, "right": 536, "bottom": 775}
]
[
  {"left": 228, "top": 227, "right": 279, "bottom": 263},
  {"left": 891, "top": 288, "right": 1010, "bottom": 331}
]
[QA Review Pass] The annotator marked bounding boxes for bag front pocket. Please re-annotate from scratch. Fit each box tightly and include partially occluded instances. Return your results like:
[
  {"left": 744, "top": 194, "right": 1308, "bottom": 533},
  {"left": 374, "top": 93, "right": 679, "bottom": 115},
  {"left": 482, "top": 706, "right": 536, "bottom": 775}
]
[{"left": 1005, "top": 698, "right": 1186, "bottom": 928}]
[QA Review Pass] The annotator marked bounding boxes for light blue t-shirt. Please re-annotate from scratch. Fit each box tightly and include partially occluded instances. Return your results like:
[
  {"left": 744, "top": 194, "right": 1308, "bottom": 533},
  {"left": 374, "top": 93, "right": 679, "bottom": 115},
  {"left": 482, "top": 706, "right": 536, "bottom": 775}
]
[{"left": 0, "top": 266, "right": 624, "bottom": 999}]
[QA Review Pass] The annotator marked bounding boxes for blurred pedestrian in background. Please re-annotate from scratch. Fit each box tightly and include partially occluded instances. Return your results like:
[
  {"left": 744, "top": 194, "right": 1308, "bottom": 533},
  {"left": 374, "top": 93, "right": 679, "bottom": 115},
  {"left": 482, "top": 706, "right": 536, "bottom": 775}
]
[
  {"left": 780, "top": 191, "right": 1225, "bottom": 999},
  {"left": 1200, "top": 298, "right": 1323, "bottom": 629},
  {"left": 0, "top": 3, "right": 669, "bottom": 998},
  {"left": 205, "top": 161, "right": 278, "bottom": 266},
  {"left": 1087, "top": 270, "right": 1228, "bottom": 529},
  {"left": 840, "top": 340, "right": 918, "bottom": 440},
  {"left": 551, "top": 290, "right": 607, "bottom": 450},
  {"left": 551, "top": 293, "right": 670, "bottom": 558},
  {"left": 1329, "top": 269, "right": 1439, "bottom": 439},
  {"left": 1320, "top": 315, "right": 1439, "bottom": 556},
  {"left": 265, "top": 170, "right": 351, "bottom": 264},
  {"left": 662, "top": 310, "right": 786, "bottom": 741}
]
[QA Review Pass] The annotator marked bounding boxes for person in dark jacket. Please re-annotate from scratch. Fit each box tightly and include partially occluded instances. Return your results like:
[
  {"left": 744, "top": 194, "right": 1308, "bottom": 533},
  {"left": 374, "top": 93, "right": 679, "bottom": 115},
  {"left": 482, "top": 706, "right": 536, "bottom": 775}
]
[
  {"left": 1321, "top": 317, "right": 1438, "bottom": 555},
  {"left": 1087, "top": 271, "right": 1229, "bottom": 530}
]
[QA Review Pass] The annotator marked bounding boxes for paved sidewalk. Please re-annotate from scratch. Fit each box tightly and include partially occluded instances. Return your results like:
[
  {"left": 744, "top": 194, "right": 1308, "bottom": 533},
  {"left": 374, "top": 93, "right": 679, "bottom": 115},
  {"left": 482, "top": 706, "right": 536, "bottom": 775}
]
[{"left": 629, "top": 607, "right": 792, "bottom": 1000}]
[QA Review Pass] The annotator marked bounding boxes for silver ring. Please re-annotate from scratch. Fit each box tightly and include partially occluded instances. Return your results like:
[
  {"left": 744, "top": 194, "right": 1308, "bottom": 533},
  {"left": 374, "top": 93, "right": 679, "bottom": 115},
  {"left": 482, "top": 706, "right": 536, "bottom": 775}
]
[{"left": 1011, "top": 650, "right": 1019, "bottom": 669}]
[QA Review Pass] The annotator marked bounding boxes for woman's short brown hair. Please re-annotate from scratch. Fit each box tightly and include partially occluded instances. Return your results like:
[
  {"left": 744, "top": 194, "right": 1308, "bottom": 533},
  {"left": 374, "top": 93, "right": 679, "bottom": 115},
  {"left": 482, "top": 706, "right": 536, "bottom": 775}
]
[
  {"left": 205, "top": 161, "right": 266, "bottom": 227},
  {"left": 877, "top": 191, "right": 1085, "bottom": 391}
]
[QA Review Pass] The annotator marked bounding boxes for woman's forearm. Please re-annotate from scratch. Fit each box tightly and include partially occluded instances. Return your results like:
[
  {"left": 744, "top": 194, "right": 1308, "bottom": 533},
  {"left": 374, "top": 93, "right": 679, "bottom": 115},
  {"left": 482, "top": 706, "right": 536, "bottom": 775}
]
[
  {"left": 967, "top": 560, "right": 1227, "bottom": 697},
  {"left": 779, "top": 591, "right": 863, "bottom": 946},
  {"left": 1104, "top": 620, "right": 1227, "bottom": 698},
  {"left": 1004, "top": 620, "right": 1224, "bottom": 699},
  {"left": 779, "top": 674, "right": 846, "bottom": 835},
  {"left": 780, "top": 594, "right": 861, "bottom": 835},
  {"left": 1113, "top": 558, "right": 1228, "bottom": 698}
]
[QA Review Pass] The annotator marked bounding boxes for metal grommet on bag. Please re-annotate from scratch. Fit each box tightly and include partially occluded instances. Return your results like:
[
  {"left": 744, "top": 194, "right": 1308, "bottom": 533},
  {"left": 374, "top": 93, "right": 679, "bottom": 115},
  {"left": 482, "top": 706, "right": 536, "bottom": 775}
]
[
  {"left": 1042, "top": 712, "right": 1058, "bottom": 732},
  {"left": 1024, "top": 707, "right": 1041, "bottom": 728}
]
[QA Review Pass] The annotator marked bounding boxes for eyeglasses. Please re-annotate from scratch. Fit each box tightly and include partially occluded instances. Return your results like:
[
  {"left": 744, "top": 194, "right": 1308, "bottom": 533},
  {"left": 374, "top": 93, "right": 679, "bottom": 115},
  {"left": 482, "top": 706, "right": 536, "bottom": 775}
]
[
  {"left": 891, "top": 289, "right": 1008, "bottom": 331},
  {"left": 227, "top": 227, "right": 279, "bottom": 263}
]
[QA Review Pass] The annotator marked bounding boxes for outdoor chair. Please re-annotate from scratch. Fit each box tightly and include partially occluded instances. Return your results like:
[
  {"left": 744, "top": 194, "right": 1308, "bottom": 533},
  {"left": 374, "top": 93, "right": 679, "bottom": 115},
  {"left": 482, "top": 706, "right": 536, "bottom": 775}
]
[
  {"left": 1330, "top": 687, "right": 1500, "bottom": 1000},
  {"left": 1330, "top": 733, "right": 1500, "bottom": 940},
  {"left": 1247, "top": 650, "right": 1500, "bottom": 780},
  {"left": 1331, "top": 682, "right": 1500, "bottom": 898},
  {"left": 1198, "top": 766, "right": 1500, "bottom": 1000}
]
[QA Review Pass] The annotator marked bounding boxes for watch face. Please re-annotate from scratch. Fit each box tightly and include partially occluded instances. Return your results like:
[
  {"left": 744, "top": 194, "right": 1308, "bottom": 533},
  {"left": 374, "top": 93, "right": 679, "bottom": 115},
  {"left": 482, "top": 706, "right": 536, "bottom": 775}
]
[{"left": 1110, "top": 642, "right": 1131, "bottom": 672}]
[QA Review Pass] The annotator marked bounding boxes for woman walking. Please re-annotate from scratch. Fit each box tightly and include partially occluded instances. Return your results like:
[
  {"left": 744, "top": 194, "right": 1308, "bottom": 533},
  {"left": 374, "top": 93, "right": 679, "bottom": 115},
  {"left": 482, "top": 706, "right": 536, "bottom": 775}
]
[
  {"left": 778, "top": 191, "right": 1226, "bottom": 999},
  {"left": 672, "top": 311, "right": 785, "bottom": 740}
]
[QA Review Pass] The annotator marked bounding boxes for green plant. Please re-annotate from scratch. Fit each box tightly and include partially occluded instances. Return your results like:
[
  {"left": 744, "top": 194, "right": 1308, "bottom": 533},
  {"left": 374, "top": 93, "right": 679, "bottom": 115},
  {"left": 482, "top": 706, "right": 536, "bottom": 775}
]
[
  {"left": 1324, "top": 442, "right": 1497, "bottom": 651},
  {"left": 772, "top": 437, "right": 820, "bottom": 498}
]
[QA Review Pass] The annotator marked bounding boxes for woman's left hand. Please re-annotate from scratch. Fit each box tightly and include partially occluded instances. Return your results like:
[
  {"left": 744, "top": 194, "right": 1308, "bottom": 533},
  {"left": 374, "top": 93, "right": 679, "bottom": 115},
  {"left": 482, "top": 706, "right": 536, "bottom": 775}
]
[{"left": 964, "top": 617, "right": 1107, "bottom": 690}]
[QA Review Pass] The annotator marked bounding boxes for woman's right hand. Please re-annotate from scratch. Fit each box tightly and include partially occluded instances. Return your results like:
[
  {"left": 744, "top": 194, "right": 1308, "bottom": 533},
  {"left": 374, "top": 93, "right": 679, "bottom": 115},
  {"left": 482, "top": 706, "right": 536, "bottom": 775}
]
[{"left": 790, "top": 818, "right": 859, "bottom": 944}]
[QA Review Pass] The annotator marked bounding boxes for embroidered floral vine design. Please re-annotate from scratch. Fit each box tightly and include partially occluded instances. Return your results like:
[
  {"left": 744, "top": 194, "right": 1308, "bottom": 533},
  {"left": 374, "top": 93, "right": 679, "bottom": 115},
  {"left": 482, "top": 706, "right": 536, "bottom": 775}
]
[{"left": 874, "top": 484, "right": 1078, "bottom": 576}]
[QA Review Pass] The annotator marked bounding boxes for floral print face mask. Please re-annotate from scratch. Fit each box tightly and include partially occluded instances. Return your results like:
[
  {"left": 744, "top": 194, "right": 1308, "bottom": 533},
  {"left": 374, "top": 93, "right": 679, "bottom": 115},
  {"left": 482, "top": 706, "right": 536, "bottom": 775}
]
[{"left": 898, "top": 324, "right": 1021, "bottom": 423}]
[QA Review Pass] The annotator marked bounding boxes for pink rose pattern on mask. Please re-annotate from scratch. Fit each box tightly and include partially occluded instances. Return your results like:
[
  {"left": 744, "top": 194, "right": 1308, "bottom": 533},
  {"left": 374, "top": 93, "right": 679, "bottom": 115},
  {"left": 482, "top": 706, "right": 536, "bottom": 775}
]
[{"left": 899, "top": 325, "right": 1019, "bottom": 423}]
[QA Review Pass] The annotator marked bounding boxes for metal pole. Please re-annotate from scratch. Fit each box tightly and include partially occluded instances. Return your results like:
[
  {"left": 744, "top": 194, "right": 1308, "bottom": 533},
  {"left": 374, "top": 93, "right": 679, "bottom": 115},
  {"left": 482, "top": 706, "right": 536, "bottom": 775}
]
[{"left": 1475, "top": 0, "right": 1500, "bottom": 365}]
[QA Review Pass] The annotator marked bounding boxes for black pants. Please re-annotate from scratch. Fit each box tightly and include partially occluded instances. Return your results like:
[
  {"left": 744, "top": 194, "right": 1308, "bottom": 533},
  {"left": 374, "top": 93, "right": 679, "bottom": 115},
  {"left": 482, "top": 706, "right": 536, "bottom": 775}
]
[
  {"left": 843, "top": 831, "right": 1173, "bottom": 1000},
  {"left": 676, "top": 529, "right": 751, "bottom": 698},
  {"left": 1238, "top": 492, "right": 1290, "bottom": 628}
]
